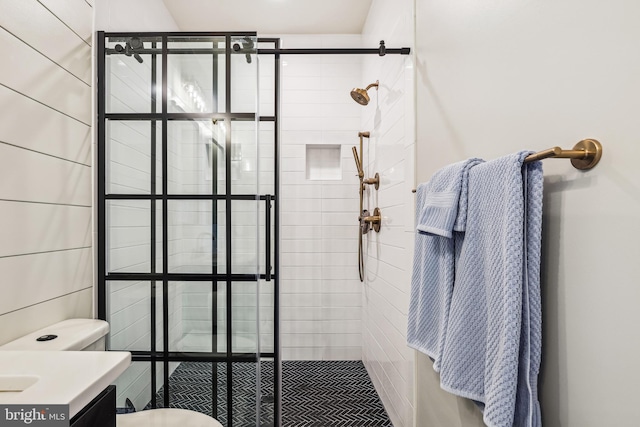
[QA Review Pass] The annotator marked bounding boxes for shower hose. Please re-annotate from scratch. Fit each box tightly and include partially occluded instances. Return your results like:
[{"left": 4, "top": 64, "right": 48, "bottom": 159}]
[{"left": 358, "top": 219, "right": 364, "bottom": 282}]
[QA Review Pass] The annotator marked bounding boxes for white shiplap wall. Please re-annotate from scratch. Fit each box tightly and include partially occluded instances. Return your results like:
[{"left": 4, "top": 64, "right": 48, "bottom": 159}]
[{"left": 0, "top": 0, "right": 93, "bottom": 345}]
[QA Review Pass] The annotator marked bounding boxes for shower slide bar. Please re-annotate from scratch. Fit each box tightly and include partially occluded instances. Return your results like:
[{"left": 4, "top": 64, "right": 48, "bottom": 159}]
[
  {"left": 411, "top": 139, "right": 603, "bottom": 193},
  {"left": 353, "top": 131, "right": 383, "bottom": 282}
]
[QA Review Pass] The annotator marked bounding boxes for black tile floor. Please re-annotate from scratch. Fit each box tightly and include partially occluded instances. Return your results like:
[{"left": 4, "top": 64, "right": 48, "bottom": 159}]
[
  {"left": 281, "top": 361, "right": 392, "bottom": 427},
  {"left": 143, "top": 360, "right": 392, "bottom": 427}
]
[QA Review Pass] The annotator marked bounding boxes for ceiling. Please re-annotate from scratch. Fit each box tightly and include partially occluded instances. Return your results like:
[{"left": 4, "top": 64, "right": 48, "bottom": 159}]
[{"left": 162, "top": 0, "right": 373, "bottom": 34}]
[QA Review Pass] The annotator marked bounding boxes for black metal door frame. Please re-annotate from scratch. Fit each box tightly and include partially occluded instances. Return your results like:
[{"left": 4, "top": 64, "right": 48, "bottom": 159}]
[{"left": 97, "top": 31, "right": 280, "bottom": 427}]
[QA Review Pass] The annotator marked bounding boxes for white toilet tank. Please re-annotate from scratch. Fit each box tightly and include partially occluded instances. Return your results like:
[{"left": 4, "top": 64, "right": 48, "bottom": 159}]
[
  {"left": 0, "top": 318, "right": 109, "bottom": 351},
  {"left": 0, "top": 319, "right": 224, "bottom": 427}
]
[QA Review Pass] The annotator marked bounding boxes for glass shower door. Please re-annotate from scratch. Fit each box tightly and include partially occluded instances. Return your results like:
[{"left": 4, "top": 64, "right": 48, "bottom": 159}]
[{"left": 98, "top": 33, "right": 271, "bottom": 427}]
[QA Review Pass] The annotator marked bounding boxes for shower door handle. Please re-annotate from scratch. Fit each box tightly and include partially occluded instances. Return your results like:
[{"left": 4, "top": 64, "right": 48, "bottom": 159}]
[{"left": 265, "top": 195, "right": 272, "bottom": 282}]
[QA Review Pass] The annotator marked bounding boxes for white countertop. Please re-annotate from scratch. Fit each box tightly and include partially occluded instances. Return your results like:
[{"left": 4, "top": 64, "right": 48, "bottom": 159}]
[{"left": 0, "top": 351, "right": 131, "bottom": 417}]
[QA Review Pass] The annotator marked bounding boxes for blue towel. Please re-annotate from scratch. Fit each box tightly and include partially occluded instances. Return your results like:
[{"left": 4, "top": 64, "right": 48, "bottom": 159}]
[
  {"left": 416, "top": 159, "right": 483, "bottom": 238},
  {"left": 439, "top": 152, "right": 543, "bottom": 427},
  {"left": 407, "top": 159, "right": 483, "bottom": 371}
]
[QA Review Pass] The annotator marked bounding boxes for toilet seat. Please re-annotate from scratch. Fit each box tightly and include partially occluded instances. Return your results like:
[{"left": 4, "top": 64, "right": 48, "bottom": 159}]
[{"left": 117, "top": 408, "right": 223, "bottom": 427}]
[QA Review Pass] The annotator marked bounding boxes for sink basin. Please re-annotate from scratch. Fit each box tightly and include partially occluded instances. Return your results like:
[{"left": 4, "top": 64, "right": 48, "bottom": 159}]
[
  {"left": 0, "top": 351, "right": 130, "bottom": 417},
  {"left": 0, "top": 375, "right": 39, "bottom": 397}
]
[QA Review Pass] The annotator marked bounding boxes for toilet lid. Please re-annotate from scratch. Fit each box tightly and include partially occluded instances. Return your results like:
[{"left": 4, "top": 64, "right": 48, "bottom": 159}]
[{"left": 117, "top": 409, "right": 223, "bottom": 427}]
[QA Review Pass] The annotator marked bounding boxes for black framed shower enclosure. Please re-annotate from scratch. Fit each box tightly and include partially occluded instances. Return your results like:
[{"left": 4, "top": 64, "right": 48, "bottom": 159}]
[{"left": 96, "top": 32, "right": 280, "bottom": 427}]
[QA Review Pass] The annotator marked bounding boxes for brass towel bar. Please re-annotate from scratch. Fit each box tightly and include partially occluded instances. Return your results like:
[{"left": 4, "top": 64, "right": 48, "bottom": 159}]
[
  {"left": 522, "top": 139, "right": 602, "bottom": 167},
  {"left": 411, "top": 139, "right": 603, "bottom": 193}
]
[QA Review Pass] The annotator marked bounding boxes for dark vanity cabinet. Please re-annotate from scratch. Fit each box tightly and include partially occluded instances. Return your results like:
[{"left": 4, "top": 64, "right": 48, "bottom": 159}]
[{"left": 70, "top": 386, "right": 116, "bottom": 427}]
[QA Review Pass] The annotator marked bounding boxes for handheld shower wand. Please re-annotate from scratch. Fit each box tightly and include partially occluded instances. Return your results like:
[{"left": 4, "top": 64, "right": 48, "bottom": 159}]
[
  {"left": 352, "top": 147, "right": 364, "bottom": 178},
  {"left": 353, "top": 132, "right": 372, "bottom": 282}
]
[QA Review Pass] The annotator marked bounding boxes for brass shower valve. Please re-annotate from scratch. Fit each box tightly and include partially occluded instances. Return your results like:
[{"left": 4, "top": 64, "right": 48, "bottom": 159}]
[
  {"left": 362, "top": 173, "right": 380, "bottom": 190},
  {"left": 361, "top": 208, "right": 382, "bottom": 233}
]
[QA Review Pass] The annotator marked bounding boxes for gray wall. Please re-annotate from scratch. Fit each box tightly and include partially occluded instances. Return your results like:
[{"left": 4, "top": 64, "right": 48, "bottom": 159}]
[
  {"left": 414, "top": 0, "right": 640, "bottom": 425},
  {"left": 0, "top": 0, "right": 93, "bottom": 345}
]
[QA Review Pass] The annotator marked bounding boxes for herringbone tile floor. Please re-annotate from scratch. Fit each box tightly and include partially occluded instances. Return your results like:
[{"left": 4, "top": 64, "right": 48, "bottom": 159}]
[
  {"left": 142, "top": 360, "right": 392, "bottom": 427},
  {"left": 281, "top": 361, "right": 392, "bottom": 427}
]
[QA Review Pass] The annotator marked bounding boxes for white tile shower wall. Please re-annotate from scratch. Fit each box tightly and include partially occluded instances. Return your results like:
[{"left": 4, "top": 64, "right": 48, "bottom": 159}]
[
  {"left": 0, "top": 0, "right": 93, "bottom": 344},
  {"left": 360, "top": 1, "right": 416, "bottom": 426},
  {"left": 273, "top": 34, "right": 363, "bottom": 361}
]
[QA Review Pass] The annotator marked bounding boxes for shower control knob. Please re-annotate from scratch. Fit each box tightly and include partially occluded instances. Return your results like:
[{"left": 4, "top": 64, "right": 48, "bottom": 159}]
[
  {"left": 362, "top": 208, "right": 382, "bottom": 233},
  {"left": 360, "top": 210, "right": 371, "bottom": 235}
]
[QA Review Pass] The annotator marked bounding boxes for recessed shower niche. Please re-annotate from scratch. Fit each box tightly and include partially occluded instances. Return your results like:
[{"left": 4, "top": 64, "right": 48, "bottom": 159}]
[{"left": 305, "top": 144, "right": 342, "bottom": 180}]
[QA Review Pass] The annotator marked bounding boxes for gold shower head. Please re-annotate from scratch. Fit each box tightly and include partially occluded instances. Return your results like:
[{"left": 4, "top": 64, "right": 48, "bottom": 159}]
[{"left": 350, "top": 80, "right": 379, "bottom": 106}]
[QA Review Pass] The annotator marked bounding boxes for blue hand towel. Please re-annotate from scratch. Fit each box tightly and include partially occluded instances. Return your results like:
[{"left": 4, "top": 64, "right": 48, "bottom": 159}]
[
  {"left": 407, "top": 158, "right": 483, "bottom": 371},
  {"left": 439, "top": 152, "right": 543, "bottom": 427},
  {"left": 416, "top": 158, "right": 483, "bottom": 238}
]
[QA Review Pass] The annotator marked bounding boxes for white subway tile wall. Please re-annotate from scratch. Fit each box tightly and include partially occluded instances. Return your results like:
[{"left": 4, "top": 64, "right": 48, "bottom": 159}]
[
  {"left": 0, "top": 0, "right": 93, "bottom": 343},
  {"left": 360, "top": 1, "right": 416, "bottom": 426},
  {"left": 273, "top": 35, "right": 362, "bottom": 361}
]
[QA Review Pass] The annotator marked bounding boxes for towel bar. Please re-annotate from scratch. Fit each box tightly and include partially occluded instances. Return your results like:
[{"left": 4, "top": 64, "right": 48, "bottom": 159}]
[
  {"left": 523, "top": 139, "right": 602, "bottom": 169},
  {"left": 411, "top": 139, "right": 603, "bottom": 192}
]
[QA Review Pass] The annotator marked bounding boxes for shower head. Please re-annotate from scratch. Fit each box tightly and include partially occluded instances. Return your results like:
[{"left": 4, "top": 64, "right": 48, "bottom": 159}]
[
  {"left": 350, "top": 80, "right": 379, "bottom": 106},
  {"left": 350, "top": 89, "right": 369, "bottom": 106}
]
